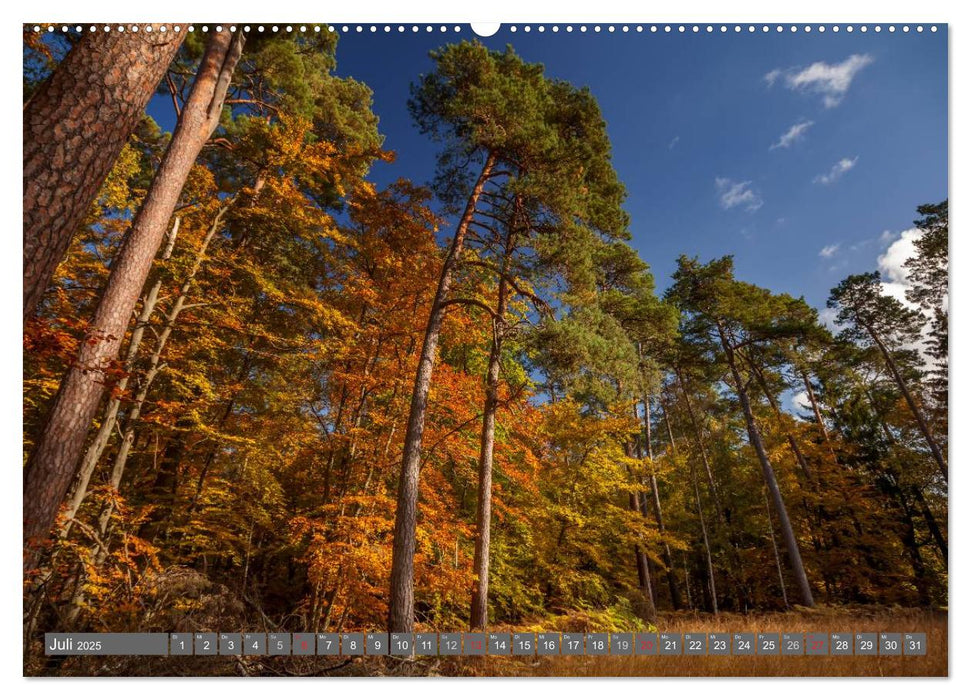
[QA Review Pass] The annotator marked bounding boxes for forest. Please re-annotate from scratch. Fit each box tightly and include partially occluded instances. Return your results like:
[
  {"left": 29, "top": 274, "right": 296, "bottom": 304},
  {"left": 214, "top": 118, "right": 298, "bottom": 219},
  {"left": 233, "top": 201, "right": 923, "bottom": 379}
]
[{"left": 22, "top": 26, "right": 947, "bottom": 675}]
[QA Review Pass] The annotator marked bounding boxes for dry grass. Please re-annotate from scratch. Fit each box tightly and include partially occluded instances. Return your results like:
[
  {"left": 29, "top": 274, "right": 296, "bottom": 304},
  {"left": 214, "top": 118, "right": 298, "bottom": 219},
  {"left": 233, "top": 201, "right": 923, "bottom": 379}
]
[
  {"left": 447, "top": 608, "right": 947, "bottom": 678},
  {"left": 29, "top": 608, "right": 946, "bottom": 677}
]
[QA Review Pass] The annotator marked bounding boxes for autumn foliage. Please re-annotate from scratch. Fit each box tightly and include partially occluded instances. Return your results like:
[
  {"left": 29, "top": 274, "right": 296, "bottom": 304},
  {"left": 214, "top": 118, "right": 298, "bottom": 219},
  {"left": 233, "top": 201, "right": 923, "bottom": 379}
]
[{"left": 23, "top": 28, "right": 946, "bottom": 675}]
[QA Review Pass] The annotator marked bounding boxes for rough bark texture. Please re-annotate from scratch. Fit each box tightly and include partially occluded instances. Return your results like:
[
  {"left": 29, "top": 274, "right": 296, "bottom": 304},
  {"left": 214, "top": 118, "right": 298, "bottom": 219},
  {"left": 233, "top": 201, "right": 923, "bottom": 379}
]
[
  {"left": 23, "top": 25, "right": 185, "bottom": 321},
  {"left": 23, "top": 29, "right": 244, "bottom": 572},
  {"left": 717, "top": 325, "right": 815, "bottom": 607},
  {"left": 388, "top": 152, "right": 496, "bottom": 633}
]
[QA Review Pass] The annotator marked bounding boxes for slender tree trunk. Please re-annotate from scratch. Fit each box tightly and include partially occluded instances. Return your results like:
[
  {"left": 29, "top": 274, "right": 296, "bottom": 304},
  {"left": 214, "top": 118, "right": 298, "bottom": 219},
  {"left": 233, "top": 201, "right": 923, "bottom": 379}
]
[
  {"left": 801, "top": 369, "right": 835, "bottom": 456},
  {"left": 681, "top": 550, "right": 694, "bottom": 610},
  {"left": 626, "top": 430, "right": 657, "bottom": 621},
  {"left": 891, "top": 482, "right": 931, "bottom": 605},
  {"left": 111, "top": 203, "right": 233, "bottom": 490},
  {"left": 870, "top": 400, "right": 948, "bottom": 564},
  {"left": 23, "top": 30, "right": 244, "bottom": 573},
  {"left": 675, "top": 369, "right": 723, "bottom": 515},
  {"left": 865, "top": 323, "right": 948, "bottom": 482},
  {"left": 764, "top": 488, "right": 790, "bottom": 609},
  {"left": 745, "top": 357, "right": 814, "bottom": 481},
  {"left": 60, "top": 218, "right": 181, "bottom": 536},
  {"left": 717, "top": 324, "right": 814, "bottom": 607},
  {"left": 388, "top": 151, "right": 497, "bottom": 633},
  {"left": 631, "top": 493, "right": 657, "bottom": 621},
  {"left": 470, "top": 227, "right": 511, "bottom": 631},
  {"left": 691, "top": 454, "right": 718, "bottom": 615},
  {"left": 662, "top": 398, "right": 718, "bottom": 614},
  {"left": 23, "top": 25, "right": 185, "bottom": 321},
  {"left": 912, "top": 486, "right": 947, "bottom": 562},
  {"left": 640, "top": 397, "right": 681, "bottom": 609}
]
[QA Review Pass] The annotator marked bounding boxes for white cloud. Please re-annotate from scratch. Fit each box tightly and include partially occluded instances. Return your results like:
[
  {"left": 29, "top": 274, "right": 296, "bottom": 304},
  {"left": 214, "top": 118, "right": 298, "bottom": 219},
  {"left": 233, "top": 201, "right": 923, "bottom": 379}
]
[
  {"left": 814, "top": 156, "right": 858, "bottom": 185},
  {"left": 766, "top": 54, "right": 874, "bottom": 107},
  {"left": 715, "top": 177, "right": 763, "bottom": 212},
  {"left": 668, "top": 135, "right": 680, "bottom": 149},
  {"left": 770, "top": 120, "right": 813, "bottom": 150},
  {"left": 819, "top": 243, "right": 841, "bottom": 259},
  {"left": 819, "top": 306, "right": 840, "bottom": 331},
  {"left": 786, "top": 390, "right": 810, "bottom": 415},
  {"left": 874, "top": 228, "right": 944, "bottom": 368},
  {"left": 763, "top": 68, "right": 784, "bottom": 86},
  {"left": 877, "top": 227, "right": 921, "bottom": 306}
]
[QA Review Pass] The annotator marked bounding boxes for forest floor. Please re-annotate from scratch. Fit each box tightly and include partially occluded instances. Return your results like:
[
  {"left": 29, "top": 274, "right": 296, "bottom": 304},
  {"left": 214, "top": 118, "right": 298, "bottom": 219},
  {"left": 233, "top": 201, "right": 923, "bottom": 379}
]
[{"left": 28, "top": 607, "right": 946, "bottom": 677}]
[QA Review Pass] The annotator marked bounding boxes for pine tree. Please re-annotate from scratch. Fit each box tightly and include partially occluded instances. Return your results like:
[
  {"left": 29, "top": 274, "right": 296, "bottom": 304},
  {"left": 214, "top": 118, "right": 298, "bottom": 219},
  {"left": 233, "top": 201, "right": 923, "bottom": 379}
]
[{"left": 23, "top": 25, "right": 185, "bottom": 321}]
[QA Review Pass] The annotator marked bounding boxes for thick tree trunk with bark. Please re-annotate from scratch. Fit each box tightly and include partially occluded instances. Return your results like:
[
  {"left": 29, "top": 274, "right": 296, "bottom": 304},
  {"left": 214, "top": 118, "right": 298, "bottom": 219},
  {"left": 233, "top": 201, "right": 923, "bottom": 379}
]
[
  {"left": 388, "top": 152, "right": 497, "bottom": 633},
  {"left": 717, "top": 324, "right": 815, "bottom": 607},
  {"left": 23, "top": 30, "right": 244, "bottom": 573},
  {"left": 24, "top": 25, "right": 184, "bottom": 321}
]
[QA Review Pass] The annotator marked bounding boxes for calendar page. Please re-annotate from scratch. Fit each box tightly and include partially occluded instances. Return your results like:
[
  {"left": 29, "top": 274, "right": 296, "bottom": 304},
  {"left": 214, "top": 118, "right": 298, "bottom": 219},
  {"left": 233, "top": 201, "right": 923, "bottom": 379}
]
[{"left": 20, "top": 7, "right": 948, "bottom": 682}]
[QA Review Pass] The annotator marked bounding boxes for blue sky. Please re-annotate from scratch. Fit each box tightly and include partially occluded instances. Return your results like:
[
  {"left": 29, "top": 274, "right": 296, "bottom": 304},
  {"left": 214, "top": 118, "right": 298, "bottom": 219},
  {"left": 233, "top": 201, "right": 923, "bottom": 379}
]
[
  {"left": 324, "top": 26, "right": 947, "bottom": 315},
  {"left": 137, "top": 26, "right": 946, "bottom": 314}
]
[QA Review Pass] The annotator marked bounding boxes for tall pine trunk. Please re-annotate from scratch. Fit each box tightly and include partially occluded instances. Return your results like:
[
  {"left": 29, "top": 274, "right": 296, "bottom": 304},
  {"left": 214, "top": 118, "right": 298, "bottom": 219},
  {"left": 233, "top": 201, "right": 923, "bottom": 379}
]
[
  {"left": 470, "top": 232, "right": 511, "bottom": 631},
  {"left": 745, "top": 357, "right": 814, "bottom": 481},
  {"left": 24, "top": 25, "right": 184, "bottom": 321},
  {"left": 388, "top": 152, "right": 496, "bottom": 633},
  {"left": 800, "top": 369, "right": 835, "bottom": 453},
  {"left": 641, "top": 397, "right": 682, "bottom": 609},
  {"left": 662, "top": 399, "right": 718, "bottom": 614},
  {"left": 23, "top": 29, "right": 244, "bottom": 572},
  {"left": 764, "top": 487, "right": 790, "bottom": 609},
  {"left": 716, "top": 324, "right": 815, "bottom": 607}
]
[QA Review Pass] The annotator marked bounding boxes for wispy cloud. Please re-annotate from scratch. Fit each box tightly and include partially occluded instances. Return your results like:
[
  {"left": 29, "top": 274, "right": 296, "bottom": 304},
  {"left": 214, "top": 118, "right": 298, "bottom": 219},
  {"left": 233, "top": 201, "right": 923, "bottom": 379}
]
[
  {"left": 715, "top": 177, "right": 763, "bottom": 212},
  {"left": 814, "top": 156, "right": 858, "bottom": 185},
  {"left": 770, "top": 120, "right": 813, "bottom": 150},
  {"left": 668, "top": 135, "right": 680, "bottom": 150},
  {"left": 765, "top": 54, "right": 874, "bottom": 107},
  {"left": 764, "top": 68, "right": 784, "bottom": 87},
  {"left": 819, "top": 243, "right": 841, "bottom": 259}
]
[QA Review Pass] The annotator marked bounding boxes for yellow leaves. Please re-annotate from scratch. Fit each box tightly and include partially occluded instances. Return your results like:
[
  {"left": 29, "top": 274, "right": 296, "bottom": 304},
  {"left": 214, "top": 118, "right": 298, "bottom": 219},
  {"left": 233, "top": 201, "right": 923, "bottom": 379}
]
[{"left": 94, "top": 142, "right": 141, "bottom": 213}]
